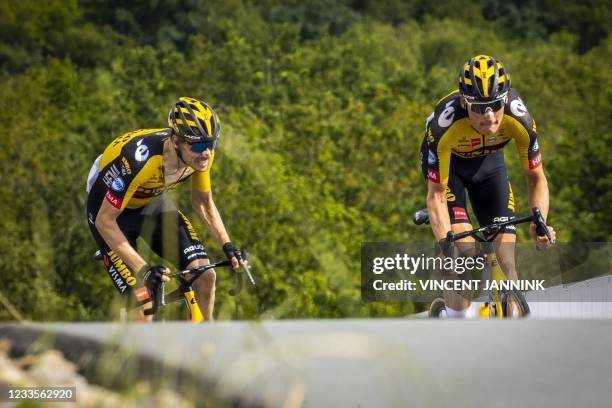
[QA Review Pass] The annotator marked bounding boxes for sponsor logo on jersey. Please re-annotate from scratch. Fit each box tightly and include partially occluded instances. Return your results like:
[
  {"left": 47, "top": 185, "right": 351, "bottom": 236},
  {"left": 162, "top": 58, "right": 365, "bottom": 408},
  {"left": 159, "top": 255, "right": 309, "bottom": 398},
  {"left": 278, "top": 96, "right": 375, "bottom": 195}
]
[
  {"left": 445, "top": 186, "right": 456, "bottom": 202},
  {"left": 135, "top": 139, "right": 150, "bottom": 162},
  {"left": 427, "top": 168, "right": 440, "bottom": 183},
  {"left": 133, "top": 186, "right": 166, "bottom": 198},
  {"left": 452, "top": 207, "right": 469, "bottom": 220},
  {"left": 179, "top": 211, "right": 200, "bottom": 240},
  {"left": 510, "top": 98, "right": 527, "bottom": 117},
  {"left": 488, "top": 136, "right": 496, "bottom": 143},
  {"left": 106, "top": 251, "right": 137, "bottom": 286},
  {"left": 111, "top": 176, "right": 125, "bottom": 192},
  {"left": 427, "top": 129, "right": 435, "bottom": 143},
  {"left": 437, "top": 101, "right": 456, "bottom": 128},
  {"left": 102, "top": 164, "right": 121, "bottom": 187},
  {"left": 529, "top": 152, "right": 542, "bottom": 169},
  {"left": 427, "top": 150, "right": 437, "bottom": 165},
  {"left": 105, "top": 190, "right": 122, "bottom": 209},
  {"left": 471, "top": 138, "right": 481, "bottom": 147},
  {"left": 121, "top": 157, "right": 132, "bottom": 175},
  {"left": 532, "top": 140, "right": 539, "bottom": 152},
  {"left": 107, "top": 266, "right": 128, "bottom": 293},
  {"left": 454, "top": 147, "right": 501, "bottom": 158}
]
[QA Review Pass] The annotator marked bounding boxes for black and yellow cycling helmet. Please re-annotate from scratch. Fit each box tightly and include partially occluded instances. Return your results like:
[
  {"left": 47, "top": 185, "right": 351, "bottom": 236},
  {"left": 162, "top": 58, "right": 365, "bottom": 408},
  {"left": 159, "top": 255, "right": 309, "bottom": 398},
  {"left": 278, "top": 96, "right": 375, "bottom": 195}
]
[
  {"left": 459, "top": 55, "right": 511, "bottom": 101},
  {"left": 168, "top": 97, "right": 221, "bottom": 144}
]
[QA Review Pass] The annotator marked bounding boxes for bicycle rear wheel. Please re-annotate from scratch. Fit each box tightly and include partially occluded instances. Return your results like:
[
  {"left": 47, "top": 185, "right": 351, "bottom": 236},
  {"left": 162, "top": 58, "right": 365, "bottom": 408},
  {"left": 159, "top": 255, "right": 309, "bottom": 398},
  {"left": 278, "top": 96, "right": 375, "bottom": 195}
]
[{"left": 501, "top": 290, "right": 530, "bottom": 318}]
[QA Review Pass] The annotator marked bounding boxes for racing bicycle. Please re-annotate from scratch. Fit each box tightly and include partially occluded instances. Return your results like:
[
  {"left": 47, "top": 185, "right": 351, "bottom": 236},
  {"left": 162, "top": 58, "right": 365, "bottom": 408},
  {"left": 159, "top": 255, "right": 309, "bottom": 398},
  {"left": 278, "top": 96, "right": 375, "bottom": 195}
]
[
  {"left": 413, "top": 207, "right": 554, "bottom": 319},
  {"left": 144, "top": 256, "right": 256, "bottom": 322},
  {"left": 94, "top": 251, "right": 256, "bottom": 322}
]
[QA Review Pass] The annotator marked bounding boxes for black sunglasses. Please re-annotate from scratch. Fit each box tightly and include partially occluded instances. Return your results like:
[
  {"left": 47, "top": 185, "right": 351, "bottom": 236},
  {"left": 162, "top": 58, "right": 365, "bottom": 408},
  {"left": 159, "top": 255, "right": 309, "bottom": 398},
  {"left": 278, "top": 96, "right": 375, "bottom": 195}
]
[
  {"left": 466, "top": 98, "right": 505, "bottom": 114},
  {"left": 188, "top": 139, "right": 217, "bottom": 153}
]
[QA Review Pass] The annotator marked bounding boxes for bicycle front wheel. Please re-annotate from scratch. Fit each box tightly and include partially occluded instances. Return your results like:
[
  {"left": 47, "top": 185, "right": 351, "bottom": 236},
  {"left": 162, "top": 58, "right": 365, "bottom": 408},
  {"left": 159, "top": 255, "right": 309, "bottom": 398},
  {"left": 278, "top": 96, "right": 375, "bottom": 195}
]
[
  {"left": 428, "top": 298, "right": 447, "bottom": 318},
  {"left": 501, "top": 290, "right": 530, "bottom": 318}
]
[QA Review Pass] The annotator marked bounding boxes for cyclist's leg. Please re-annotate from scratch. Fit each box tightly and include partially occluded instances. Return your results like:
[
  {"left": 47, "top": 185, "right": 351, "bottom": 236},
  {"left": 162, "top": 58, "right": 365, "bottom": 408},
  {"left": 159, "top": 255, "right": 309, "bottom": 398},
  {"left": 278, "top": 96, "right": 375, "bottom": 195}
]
[
  {"left": 141, "top": 198, "right": 213, "bottom": 320},
  {"left": 443, "top": 170, "right": 476, "bottom": 317},
  {"left": 469, "top": 153, "right": 518, "bottom": 280},
  {"left": 87, "top": 198, "right": 152, "bottom": 321}
]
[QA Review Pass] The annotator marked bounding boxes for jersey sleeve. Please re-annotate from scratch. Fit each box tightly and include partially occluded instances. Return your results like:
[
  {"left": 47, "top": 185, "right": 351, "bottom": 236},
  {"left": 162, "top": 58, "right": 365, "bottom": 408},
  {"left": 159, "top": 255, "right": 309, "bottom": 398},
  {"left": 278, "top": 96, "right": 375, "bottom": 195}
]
[
  {"left": 191, "top": 150, "right": 215, "bottom": 192},
  {"left": 505, "top": 89, "right": 542, "bottom": 170},
  {"left": 99, "top": 136, "right": 164, "bottom": 211},
  {"left": 423, "top": 93, "right": 463, "bottom": 185}
]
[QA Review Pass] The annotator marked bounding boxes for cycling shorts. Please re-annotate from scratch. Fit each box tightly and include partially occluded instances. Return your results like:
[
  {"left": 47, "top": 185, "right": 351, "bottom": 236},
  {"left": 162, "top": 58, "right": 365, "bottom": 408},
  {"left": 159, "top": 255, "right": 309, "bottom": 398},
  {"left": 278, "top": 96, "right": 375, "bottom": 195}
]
[
  {"left": 87, "top": 195, "right": 209, "bottom": 296},
  {"left": 420, "top": 148, "right": 517, "bottom": 234}
]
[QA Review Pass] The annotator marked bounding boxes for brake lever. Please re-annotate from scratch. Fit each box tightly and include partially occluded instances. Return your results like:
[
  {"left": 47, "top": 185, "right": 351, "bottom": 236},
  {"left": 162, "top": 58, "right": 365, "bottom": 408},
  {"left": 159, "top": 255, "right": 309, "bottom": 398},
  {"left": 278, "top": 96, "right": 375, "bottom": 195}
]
[{"left": 241, "top": 259, "right": 256, "bottom": 286}]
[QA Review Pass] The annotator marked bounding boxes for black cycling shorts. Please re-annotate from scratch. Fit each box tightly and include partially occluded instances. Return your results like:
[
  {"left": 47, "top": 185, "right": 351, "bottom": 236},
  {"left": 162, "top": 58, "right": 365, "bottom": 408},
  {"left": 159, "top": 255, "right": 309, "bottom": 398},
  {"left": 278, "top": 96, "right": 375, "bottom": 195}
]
[
  {"left": 87, "top": 196, "right": 209, "bottom": 296},
  {"left": 420, "top": 148, "right": 516, "bottom": 234}
]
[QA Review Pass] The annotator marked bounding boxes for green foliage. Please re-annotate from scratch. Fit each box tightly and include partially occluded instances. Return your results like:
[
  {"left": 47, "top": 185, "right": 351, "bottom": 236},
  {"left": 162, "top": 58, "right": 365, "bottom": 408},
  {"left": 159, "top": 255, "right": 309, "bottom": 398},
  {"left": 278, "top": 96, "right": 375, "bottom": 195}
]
[{"left": 0, "top": 0, "right": 609, "bottom": 321}]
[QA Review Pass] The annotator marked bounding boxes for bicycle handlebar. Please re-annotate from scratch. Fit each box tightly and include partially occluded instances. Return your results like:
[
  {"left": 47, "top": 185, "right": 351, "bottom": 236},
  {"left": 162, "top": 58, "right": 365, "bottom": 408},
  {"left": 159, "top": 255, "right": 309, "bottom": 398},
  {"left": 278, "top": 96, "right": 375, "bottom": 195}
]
[
  {"left": 144, "top": 258, "right": 256, "bottom": 317},
  {"left": 446, "top": 207, "right": 554, "bottom": 244}
]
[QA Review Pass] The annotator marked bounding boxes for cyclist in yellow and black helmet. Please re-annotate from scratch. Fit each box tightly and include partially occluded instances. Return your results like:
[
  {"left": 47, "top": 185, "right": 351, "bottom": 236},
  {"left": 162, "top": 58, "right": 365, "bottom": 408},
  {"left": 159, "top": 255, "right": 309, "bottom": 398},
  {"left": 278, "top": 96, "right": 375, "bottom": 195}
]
[
  {"left": 86, "top": 97, "right": 245, "bottom": 322},
  {"left": 419, "top": 55, "right": 556, "bottom": 318}
]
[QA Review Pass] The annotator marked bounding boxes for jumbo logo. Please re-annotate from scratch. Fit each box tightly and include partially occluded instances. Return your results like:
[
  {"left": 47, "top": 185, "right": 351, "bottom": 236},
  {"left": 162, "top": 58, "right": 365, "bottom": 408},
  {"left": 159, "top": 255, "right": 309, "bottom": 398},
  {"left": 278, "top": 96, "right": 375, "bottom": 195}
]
[{"left": 106, "top": 251, "right": 137, "bottom": 286}]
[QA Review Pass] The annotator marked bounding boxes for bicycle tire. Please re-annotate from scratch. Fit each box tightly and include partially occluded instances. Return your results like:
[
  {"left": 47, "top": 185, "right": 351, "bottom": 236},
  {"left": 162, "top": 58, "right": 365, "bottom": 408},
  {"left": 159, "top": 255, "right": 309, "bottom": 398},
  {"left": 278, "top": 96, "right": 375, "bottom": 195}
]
[
  {"left": 429, "top": 298, "right": 447, "bottom": 318},
  {"left": 501, "top": 290, "right": 530, "bottom": 318}
]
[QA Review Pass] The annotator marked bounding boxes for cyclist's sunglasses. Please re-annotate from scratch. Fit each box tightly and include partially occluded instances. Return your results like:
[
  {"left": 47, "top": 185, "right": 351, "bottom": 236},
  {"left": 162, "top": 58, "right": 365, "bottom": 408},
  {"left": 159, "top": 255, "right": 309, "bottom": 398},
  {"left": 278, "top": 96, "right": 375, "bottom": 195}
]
[
  {"left": 187, "top": 139, "right": 217, "bottom": 153},
  {"left": 466, "top": 97, "right": 505, "bottom": 114}
]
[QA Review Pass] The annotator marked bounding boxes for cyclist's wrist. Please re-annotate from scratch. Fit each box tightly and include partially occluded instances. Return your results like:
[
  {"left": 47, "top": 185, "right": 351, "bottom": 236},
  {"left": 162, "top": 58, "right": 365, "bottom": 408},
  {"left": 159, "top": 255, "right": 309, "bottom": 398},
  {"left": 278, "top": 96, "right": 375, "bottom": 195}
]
[
  {"left": 135, "top": 263, "right": 151, "bottom": 280},
  {"left": 223, "top": 242, "right": 244, "bottom": 262}
]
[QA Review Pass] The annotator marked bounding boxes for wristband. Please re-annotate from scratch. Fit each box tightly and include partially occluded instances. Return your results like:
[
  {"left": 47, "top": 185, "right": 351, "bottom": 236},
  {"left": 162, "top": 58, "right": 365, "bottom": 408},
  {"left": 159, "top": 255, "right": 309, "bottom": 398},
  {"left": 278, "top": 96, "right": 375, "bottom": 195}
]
[{"left": 223, "top": 242, "right": 236, "bottom": 260}]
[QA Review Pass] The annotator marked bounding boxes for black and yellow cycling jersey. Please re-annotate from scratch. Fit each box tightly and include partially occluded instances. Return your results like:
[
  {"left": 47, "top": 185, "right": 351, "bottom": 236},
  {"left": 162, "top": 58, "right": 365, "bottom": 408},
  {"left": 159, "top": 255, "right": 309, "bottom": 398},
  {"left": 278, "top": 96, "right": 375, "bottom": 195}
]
[
  {"left": 86, "top": 128, "right": 213, "bottom": 296},
  {"left": 421, "top": 88, "right": 542, "bottom": 186},
  {"left": 87, "top": 128, "right": 214, "bottom": 213}
]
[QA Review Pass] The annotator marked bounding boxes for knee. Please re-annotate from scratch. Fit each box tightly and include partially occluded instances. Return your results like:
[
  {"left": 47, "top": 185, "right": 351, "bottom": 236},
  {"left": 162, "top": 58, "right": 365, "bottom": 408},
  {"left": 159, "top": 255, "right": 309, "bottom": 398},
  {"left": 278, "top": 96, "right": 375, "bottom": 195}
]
[{"left": 194, "top": 269, "right": 216, "bottom": 295}]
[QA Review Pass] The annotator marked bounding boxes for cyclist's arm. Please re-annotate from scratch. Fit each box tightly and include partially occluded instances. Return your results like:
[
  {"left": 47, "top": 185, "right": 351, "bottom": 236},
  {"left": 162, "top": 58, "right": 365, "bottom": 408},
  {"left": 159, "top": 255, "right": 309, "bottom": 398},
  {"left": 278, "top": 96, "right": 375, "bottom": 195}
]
[
  {"left": 191, "top": 188, "right": 231, "bottom": 247},
  {"left": 525, "top": 165, "right": 550, "bottom": 221},
  {"left": 426, "top": 180, "right": 452, "bottom": 241},
  {"left": 95, "top": 200, "right": 148, "bottom": 272}
]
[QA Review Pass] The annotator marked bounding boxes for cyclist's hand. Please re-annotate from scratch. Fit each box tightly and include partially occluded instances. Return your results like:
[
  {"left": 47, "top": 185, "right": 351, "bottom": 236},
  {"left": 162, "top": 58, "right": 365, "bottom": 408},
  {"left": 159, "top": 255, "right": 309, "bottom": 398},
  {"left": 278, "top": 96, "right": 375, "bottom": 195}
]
[
  {"left": 223, "top": 242, "right": 244, "bottom": 272},
  {"left": 137, "top": 265, "right": 169, "bottom": 290},
  {"left": 438, "top": 237, "right": 455, "bottom": 258},
  {"left": 530, "top": 223, "right": 556, "bottom": 250}
]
